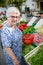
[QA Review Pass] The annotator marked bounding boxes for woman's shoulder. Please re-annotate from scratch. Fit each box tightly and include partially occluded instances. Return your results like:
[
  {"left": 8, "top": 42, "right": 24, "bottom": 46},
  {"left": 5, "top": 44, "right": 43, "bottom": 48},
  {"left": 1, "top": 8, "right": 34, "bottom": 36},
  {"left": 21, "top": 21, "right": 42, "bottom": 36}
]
[
  {"left": 1, "top": 24, "right": 10, "bottom": 34},
  {"left": 1, "top": 25, "right": 13, "bottom": 36}
]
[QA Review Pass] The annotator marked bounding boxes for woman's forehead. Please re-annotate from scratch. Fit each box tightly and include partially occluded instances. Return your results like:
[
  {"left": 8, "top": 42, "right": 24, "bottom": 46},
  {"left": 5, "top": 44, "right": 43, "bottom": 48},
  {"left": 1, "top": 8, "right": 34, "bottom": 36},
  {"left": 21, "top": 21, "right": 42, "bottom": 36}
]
[{"left": 10, "top": 12, "right": 19, "bottom": 16}]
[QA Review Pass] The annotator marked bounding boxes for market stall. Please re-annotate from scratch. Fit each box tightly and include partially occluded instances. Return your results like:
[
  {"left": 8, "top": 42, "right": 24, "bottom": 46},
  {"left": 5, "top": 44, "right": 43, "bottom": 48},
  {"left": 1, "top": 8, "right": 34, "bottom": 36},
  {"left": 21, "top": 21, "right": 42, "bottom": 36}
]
[{"left": 0, "top": 16, "right": 43, "bottom": 65}]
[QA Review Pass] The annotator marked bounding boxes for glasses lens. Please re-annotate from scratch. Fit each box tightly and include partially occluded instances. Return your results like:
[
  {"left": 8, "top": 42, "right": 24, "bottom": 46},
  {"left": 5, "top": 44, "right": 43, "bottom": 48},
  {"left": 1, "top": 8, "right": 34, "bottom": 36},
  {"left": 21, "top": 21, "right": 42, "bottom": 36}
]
[{"left": 10, "top": 16, "right": 19, "bottom": 18}]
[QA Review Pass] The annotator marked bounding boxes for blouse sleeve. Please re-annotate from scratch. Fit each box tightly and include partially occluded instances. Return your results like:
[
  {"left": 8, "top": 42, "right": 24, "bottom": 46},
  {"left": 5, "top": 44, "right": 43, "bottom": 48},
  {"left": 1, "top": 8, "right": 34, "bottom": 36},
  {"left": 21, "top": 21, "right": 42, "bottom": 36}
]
[{"left": 1, "top": 28, "right": 12, "bottom": 48}]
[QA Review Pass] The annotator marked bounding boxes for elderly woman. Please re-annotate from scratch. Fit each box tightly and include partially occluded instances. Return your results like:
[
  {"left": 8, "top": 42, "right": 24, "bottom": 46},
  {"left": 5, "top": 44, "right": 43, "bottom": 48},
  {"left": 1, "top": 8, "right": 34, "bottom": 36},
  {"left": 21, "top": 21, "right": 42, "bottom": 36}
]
[{"left": 1, "top": 7, "right": 22, "bottom": 65}]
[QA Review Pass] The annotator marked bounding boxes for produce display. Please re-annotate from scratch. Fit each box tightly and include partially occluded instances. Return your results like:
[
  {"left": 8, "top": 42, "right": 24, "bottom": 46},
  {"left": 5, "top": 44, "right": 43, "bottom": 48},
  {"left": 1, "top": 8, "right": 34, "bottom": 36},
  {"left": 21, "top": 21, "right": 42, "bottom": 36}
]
[
  {"left": 18, "top": 23, "right": 28, "bottom": 31},
  {"left": 0, "top": 20, "right": 3, "bottom": 25},
  {"left": 22, "top": 44, "right": 35, "bottom": 56},
  {"left": 36, "top": 25, "right": 43, "bottom": 34},
  {"left": 17, "top": 21, "right": 35, "bottom": 45},
  {"left": 0, "top": 20, "right": 3, "bottom": 29},
  {"left": 17, "top": 21, "right": 28, "bottom": 26},
  {"left": 22, "top": 26, "right": 35, "bottom": 45},
  {"left": 22, "top": 34, "right": 34, "bottom": 45},
  {"left": 22, "top": 26, "right": 35, "bottom": 34},
  {"left": 33, "top": 33, "right": 43, "bottom": 45},
  {"left": 0, "top": 25, "right": 3, "bottom": 29},
  {"left": 27, "top": 45, "right": 43, "bottom": 65},
  {"left": 22, "top": 20, "right": 43, "bottom": 59},
  {"left": 17, "top": 21, "right": 28, "bottom": 31}
]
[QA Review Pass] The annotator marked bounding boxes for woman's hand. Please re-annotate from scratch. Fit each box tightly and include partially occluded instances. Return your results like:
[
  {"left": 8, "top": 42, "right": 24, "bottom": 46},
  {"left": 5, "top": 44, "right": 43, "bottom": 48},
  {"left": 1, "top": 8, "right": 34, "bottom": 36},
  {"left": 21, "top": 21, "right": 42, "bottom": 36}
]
[{"left": 13, "top": 59, "right": 20, "bottom": 65}]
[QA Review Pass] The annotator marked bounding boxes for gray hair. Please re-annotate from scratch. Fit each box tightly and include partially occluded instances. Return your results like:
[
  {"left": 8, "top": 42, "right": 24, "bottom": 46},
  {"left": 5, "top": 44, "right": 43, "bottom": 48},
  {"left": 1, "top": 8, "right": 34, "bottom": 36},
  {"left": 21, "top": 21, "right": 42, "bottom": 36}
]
[{"left": 6, "top": 7, "right": 20, "bottom": 17}]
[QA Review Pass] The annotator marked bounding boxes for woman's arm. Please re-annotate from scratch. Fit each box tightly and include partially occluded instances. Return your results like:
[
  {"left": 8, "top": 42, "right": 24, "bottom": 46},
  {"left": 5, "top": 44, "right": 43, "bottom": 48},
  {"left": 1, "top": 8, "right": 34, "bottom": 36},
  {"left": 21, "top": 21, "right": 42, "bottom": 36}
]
[
  {"left": 4, "top": 47, "right": 20, "bottom": 65},
  {"left": 1, "top": 28, "right": 20, "bottom": 65}
]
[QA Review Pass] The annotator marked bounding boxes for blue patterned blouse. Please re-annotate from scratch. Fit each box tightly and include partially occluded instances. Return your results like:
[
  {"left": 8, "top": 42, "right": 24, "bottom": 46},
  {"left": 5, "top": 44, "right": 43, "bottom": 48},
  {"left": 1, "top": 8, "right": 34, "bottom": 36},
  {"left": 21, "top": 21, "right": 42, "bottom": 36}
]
[{"left": 1, "top": 24, "right": 22, "bottom": 65}]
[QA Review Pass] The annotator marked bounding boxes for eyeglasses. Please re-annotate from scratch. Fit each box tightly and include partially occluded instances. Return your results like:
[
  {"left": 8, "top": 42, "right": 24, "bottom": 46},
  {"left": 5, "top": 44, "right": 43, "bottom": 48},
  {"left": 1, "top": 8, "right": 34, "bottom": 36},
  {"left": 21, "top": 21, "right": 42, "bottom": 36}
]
[{"left": 10, "top": 16, "right": 19, "bottom": 19}]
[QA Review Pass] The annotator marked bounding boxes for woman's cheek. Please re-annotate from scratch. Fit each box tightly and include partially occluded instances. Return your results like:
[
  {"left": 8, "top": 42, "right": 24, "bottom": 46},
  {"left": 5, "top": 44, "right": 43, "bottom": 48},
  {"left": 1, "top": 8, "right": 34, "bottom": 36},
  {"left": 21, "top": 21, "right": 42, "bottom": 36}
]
[{"left": 8, "top": 17, "right": 12, "bottom": 21}]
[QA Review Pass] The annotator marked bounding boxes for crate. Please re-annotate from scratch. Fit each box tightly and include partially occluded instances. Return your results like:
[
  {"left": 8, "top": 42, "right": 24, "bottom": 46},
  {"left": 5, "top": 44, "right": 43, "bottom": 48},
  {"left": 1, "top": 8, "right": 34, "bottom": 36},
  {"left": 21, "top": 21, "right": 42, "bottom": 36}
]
[{"left": 24, "top": 42, "right": 43, "bottom": 65}]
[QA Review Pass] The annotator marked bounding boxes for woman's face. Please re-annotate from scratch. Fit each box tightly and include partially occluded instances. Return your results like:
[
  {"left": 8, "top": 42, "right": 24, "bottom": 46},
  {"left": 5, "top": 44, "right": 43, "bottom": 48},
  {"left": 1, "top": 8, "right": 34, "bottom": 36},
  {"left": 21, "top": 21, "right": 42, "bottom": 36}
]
[{"left": 8, "top": 12, "right": 19, "bottom": 25}]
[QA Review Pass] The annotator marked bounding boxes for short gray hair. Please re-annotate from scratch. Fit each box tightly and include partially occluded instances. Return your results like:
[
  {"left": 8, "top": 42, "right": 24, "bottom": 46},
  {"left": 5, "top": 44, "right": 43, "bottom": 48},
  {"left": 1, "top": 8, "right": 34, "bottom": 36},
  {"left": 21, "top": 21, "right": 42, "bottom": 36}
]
[{"left": 6, "top": 7, "right": 20, "bottom": 17}]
